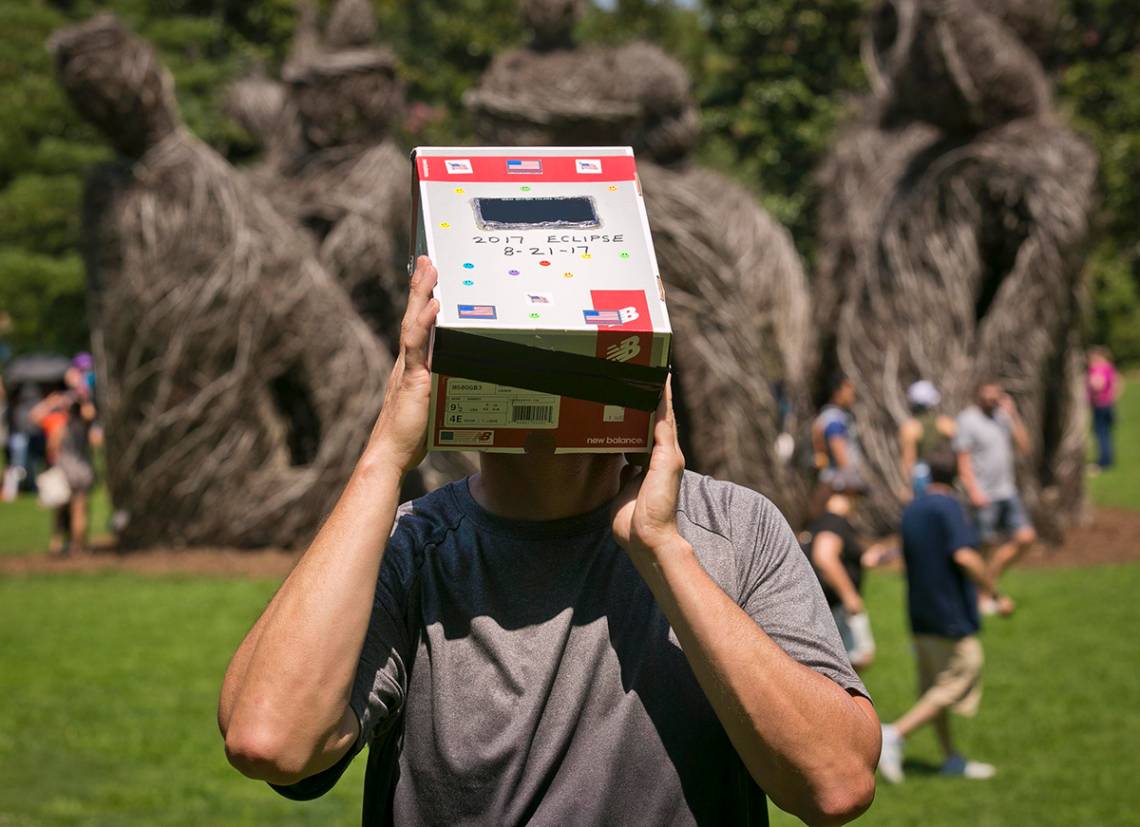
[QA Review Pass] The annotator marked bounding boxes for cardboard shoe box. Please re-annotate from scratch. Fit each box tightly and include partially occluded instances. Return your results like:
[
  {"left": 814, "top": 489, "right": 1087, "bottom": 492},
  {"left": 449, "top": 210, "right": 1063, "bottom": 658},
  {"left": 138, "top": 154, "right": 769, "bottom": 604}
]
[{"left": 411, "top": 146, "right": 672, "bottom": 453}]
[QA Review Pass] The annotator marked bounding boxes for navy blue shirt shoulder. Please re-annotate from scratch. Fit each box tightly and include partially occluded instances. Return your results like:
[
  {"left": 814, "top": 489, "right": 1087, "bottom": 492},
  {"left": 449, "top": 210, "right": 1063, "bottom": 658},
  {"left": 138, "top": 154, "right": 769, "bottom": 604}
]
[{"left": 900, "top": 492, "right": 981, "bottom": 638}]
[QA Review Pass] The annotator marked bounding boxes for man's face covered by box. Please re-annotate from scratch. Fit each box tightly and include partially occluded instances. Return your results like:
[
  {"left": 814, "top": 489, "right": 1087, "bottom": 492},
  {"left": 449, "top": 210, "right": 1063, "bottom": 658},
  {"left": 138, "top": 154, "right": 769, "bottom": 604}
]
[{"left": 412, "top": 148, "right": 672, "bottom": 455}]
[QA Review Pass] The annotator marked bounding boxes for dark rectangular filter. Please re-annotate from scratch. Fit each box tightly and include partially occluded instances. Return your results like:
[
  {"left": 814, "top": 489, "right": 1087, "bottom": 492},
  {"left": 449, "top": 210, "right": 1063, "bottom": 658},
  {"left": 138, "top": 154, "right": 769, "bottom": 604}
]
[{"left": 473, "top": 197, "right": 600, "bottom": 229}]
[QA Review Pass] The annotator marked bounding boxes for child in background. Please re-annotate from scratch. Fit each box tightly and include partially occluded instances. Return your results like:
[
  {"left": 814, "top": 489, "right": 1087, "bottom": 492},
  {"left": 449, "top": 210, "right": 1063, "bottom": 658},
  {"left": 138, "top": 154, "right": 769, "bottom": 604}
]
[
  {"left": 800, "top": 468, "right": 891, "bottom": 670},
  {"left": 1087, "top": 347, "right": 1122, "bottom": 472}
]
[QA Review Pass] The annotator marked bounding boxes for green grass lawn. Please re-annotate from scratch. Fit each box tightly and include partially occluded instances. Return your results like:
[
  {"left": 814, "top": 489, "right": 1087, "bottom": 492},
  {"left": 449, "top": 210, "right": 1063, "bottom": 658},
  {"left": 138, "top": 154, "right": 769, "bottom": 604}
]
[
  {"left": 1, "top": 565, "right": 1138, "bottom": 826},
  {"left": 0, "top": 574, "right": 364, "bottom": 827},
  {"left": 0, "top": 485, "right": 111, "bottom": 556},
  {"left": 0, "top": 376, "right": 1136, "bottom": 825},
  {"left": 774, "top": 564, "right": 1140, "bottom": 826}
]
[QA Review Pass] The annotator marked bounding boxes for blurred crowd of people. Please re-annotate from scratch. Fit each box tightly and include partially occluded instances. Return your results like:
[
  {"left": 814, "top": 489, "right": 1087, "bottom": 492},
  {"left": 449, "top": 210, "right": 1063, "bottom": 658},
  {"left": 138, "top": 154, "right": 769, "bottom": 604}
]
[
  {"left": 799, "top": 350, "right": 1123, "bottom": 785},
  {"left": 1, "top": 351, "right": 102, "bottom": 556}
]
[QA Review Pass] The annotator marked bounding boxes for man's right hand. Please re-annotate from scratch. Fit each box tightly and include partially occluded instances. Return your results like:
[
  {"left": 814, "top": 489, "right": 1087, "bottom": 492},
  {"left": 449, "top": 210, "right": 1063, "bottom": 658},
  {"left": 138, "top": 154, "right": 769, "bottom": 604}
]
[
  {"left": 364, "top": 255, "right": 440, "bottom": 475},
  {"left": 969, "top": 489, "right": 990, "bottom": 509}
]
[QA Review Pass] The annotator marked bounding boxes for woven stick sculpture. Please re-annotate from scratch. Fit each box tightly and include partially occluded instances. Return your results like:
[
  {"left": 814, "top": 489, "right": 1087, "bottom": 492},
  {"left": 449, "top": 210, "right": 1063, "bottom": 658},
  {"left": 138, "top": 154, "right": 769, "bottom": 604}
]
[
  {"left": 227, "top": 0, "right": 477, "bottom": 494},
  {"left": 51, "top": 15, "right": 398, "bottom": 548},
  {"left": 817, "top": 0, "right": 1096, "bottom": 537},
  {"left": 466, "top": 0, "right": 814, "bottom": 519}
]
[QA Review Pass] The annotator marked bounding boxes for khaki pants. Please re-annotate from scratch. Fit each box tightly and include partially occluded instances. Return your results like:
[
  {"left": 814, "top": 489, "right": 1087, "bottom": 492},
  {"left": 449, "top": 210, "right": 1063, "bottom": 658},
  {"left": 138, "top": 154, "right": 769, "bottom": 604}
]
[{"left": 913, "top": 635, "right": 984, "bottom": 717}]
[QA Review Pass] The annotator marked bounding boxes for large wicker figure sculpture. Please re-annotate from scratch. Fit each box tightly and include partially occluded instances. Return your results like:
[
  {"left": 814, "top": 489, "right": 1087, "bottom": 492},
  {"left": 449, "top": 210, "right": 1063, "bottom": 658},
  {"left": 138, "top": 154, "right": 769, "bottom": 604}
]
[
  {"left": 816, "top": 0, "right": 1096, "bottom": 537},
  {"left": 467, "top": 0, "right": 814, "bottom": 519},
  {"left": 51, "top": 16, "right": 392, "bottom": 548},
  {"left": 226, "top": 1, "right": 477, "bottom": 494},
  {"left": 226, "top": 0, "right": 411, "bottom": 341}
]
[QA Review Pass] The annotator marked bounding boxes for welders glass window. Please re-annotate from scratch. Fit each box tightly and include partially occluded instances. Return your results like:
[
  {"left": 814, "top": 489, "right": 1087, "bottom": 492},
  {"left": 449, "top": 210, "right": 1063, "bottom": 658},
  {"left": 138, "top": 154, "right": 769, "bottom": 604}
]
[{"left": 473, "top": 197, "right": 600, "bottom": 230}]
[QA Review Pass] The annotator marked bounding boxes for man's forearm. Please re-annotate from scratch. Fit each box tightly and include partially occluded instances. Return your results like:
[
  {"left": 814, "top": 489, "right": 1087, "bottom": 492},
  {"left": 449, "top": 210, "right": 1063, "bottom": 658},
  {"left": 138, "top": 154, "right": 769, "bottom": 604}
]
[
  {"left": 630, "top": 539, "right": 878, "bottom": 826},
  {"left": 1011, "top": 418, "right": 1031, "bottom": 455},
  {"left": 220, "top": 449, "right": 405, "bottom": 779},
  {"left": 953, "top": 548, "right": 997, "bottom": 596},
  {"left": 814, "top": 554, "right": 861, "bottom": 611},
  {"left": 957, "top": 453, "right": 983, "bottom": 500}
]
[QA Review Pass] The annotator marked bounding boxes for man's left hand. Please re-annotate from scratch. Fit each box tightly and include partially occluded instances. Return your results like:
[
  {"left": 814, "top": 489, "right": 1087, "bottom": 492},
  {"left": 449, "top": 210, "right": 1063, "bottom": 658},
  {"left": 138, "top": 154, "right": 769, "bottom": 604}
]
[{"left": 611, "top": 375, "right": 686, "bottom": 556}]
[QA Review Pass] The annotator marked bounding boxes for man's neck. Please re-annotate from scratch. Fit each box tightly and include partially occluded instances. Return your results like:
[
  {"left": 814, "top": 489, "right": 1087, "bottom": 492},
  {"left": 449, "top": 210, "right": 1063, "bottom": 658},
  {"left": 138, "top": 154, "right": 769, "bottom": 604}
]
[{"left": 471, "top": 453, "right": 626, "bottom": 521}]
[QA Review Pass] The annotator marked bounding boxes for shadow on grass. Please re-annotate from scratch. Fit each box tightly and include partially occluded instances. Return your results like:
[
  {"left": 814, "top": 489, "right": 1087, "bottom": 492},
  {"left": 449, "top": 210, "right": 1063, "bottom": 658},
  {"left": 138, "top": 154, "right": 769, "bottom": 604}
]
[{"left": 901, "top": 758, "right": 945, "bottom": 777}]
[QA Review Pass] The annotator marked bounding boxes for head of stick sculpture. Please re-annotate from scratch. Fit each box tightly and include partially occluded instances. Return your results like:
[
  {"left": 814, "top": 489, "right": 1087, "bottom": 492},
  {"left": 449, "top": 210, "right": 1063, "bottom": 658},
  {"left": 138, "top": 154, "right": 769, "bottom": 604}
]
[
  {"left": 522, "top": 0, "right": 588, "bottom": 50},
  {"left": 867, "top": 0, "right": 1052, "bottom": 135},
  {"left": 465, "top": 0, "right": 697, "bottom": 162},
  {"left": 49, "top": 15, "right": 180, "bottom": 159},
  {"left": 281, "top": 1, "right": 404, "bottom": 150}
]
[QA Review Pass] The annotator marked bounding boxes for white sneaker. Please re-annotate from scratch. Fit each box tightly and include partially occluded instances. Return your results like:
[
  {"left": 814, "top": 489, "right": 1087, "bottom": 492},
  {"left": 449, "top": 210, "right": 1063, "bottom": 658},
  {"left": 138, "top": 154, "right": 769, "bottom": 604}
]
[
  {"left": 2, "top": 467, "right": 24, "bottom": 502},
  {"left": 878, "top": 724, "right": 905, "bottom": 784},
  {"left": 941, "top": 754, "right": 996, "bottom": 779}
]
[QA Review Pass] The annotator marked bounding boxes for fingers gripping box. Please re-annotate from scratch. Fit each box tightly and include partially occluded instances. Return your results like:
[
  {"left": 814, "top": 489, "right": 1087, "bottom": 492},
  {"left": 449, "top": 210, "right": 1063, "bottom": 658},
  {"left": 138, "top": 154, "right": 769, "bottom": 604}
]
[{"left": 411, "top": 146, "right": 672, "bottom": 453}]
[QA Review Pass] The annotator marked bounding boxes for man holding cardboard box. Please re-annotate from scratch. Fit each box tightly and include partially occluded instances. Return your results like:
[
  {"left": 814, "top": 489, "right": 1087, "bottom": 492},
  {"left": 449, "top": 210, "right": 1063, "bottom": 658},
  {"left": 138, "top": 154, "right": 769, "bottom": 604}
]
[{"left": 219, "top": 253, "right": 879, "bottom": 826}]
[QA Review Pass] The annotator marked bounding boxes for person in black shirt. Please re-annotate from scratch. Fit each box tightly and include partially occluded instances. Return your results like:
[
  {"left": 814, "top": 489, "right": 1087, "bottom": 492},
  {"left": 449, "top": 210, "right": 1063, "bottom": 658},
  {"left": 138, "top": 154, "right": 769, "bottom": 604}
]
[
  {"left": 877, "top": 447, "right": 1010, "bottom": 784},
  {"left": 801, "top": 468, "right": 889, "bottom": 671}
]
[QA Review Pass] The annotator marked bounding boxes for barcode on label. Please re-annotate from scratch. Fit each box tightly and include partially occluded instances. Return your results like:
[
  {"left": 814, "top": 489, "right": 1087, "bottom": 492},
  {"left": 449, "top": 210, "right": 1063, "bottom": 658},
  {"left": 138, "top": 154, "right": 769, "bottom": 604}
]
[{"left": 511, "top": 404, "right": 555, "bottom": 424}]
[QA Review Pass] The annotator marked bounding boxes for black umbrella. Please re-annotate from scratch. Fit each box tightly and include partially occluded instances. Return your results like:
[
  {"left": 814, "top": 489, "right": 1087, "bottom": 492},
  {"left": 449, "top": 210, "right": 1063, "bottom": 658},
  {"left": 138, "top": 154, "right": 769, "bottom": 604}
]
[{"left": 4, "top": 353, "right": 72, "bottom": 387}]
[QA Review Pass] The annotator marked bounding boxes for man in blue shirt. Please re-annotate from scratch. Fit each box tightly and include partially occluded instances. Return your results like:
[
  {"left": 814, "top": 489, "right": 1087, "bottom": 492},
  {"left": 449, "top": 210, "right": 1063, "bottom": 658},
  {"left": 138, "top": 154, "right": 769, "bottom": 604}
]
[{"left": 878, "top": 447, "right": 1010, "bottom": 784}]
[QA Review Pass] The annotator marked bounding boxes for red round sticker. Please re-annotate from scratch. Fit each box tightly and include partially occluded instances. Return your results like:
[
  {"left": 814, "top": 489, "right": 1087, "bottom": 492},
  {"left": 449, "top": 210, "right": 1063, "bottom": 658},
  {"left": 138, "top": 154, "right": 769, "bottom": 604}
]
[{"left": 539, "top": 260, "right": 551, "bottom": 267}]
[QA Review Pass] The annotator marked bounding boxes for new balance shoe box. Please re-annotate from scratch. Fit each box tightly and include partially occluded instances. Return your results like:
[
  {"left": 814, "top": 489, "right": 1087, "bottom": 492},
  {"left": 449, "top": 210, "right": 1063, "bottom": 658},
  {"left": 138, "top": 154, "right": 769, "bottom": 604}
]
[{"left": 411, "top": 146, "right": 672, "bottom": 453}]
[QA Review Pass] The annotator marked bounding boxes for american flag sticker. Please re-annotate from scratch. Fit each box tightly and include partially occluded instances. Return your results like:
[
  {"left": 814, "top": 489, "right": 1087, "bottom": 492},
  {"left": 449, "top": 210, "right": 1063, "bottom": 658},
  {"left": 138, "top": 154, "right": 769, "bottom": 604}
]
[
  {"left": 576, "top": 158, "right": 603, "bottom": 174},
  {"left": 583, "top": 308, "right": 623, "bottom": 325},
  {"left": 458, "top": 304, "right": 497, "bottom": 319},
  {"left": 445, "top": 159, "right": 473, "bottom": 174},
  {"left": 506, "top": 159, "right": 542, "bottom": 174}
]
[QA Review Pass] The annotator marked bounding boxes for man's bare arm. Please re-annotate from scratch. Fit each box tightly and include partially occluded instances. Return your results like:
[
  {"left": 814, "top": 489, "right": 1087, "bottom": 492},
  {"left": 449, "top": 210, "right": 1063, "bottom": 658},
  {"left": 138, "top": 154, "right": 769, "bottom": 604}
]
[
  {"left": 828, "top": 434, "right": 850, "bottom": 469},
  {"left": 957, "top": 451, "right": 987, "bottom": 508},
  {"left": 613, "top": 384, "right": 878, "bottom": 827},
  {"left": 952, "top": 546, "right": 998, "bottom": 598},
  {"left": 811, "top": 532, "right": 864, "bottom": 615},
  {"left": 218, "top": 257, "right": 440, "bottom": 785},
  {"left": 898, "top": 420, "right": 918, "bottom": 484}
]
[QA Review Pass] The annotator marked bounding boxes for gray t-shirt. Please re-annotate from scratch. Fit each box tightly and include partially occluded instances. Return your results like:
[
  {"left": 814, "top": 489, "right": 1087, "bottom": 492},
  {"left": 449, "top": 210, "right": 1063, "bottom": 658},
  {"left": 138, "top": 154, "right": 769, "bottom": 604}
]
[
  {"left": 273, "top": 472, "right": 866, "bottom": 825},
  {"left": 954, "top": 406, "right": 1016, "bottom": 500}
]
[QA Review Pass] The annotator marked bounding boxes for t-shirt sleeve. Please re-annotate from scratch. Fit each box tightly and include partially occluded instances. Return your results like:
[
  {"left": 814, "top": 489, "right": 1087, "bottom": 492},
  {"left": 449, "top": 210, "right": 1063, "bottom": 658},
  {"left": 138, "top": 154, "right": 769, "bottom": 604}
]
[
  {"left": 943, "top": 499, "right": 979, "bottom": 554},
  {"left": 269, "top": 504, "right": 419, "bottom": 800},
  {"left": 348, "top": 513, "right": 417, "bottom": 750},
  {"left": 822, "top": 420, "right": 848, "bottom": 441},
  {"left": 733, "top": 490, "right": 869, "bottom": 699}
]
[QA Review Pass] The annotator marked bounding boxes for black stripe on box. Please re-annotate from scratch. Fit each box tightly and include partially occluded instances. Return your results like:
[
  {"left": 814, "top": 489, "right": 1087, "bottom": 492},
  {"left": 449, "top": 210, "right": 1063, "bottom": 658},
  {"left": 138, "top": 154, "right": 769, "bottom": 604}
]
[{"left": 431, "top": 328, "right": 668, "bottom": 411}]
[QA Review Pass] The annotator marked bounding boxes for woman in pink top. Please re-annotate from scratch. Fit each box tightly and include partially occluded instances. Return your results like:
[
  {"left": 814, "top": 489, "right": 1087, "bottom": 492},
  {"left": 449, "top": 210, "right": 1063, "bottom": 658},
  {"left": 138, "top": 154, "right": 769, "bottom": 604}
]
[{"left": 1088, "top": 347, "right": 1121, "bottom": 470}]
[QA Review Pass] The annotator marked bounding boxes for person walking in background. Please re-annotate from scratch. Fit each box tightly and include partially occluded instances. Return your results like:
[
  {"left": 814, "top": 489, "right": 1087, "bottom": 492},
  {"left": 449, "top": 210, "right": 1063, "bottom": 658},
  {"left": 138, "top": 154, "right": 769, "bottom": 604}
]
[
  {"left": 812, "top": 373, "right": 867, "bottom": 516},
  {"left": 1087, "top": 347, "right": 1121, "bottom": 473},
  {"left": 954, "top": 379, "right": 1035, "bottom": 612},
  {"left": 800, "top": 469, "right": 890, "bottom": 671},
  {"left": 4, "top": 382, "right": 46, "bottom": 501},
  {"left": 30, "top": 383, "right": 99, "bottom": 555},
  {"left": 878, "top": 447, "right": 1009, "bottom": 785},
  {"left": 898, "top": 380, "right": 956, "bottom": 499}
]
